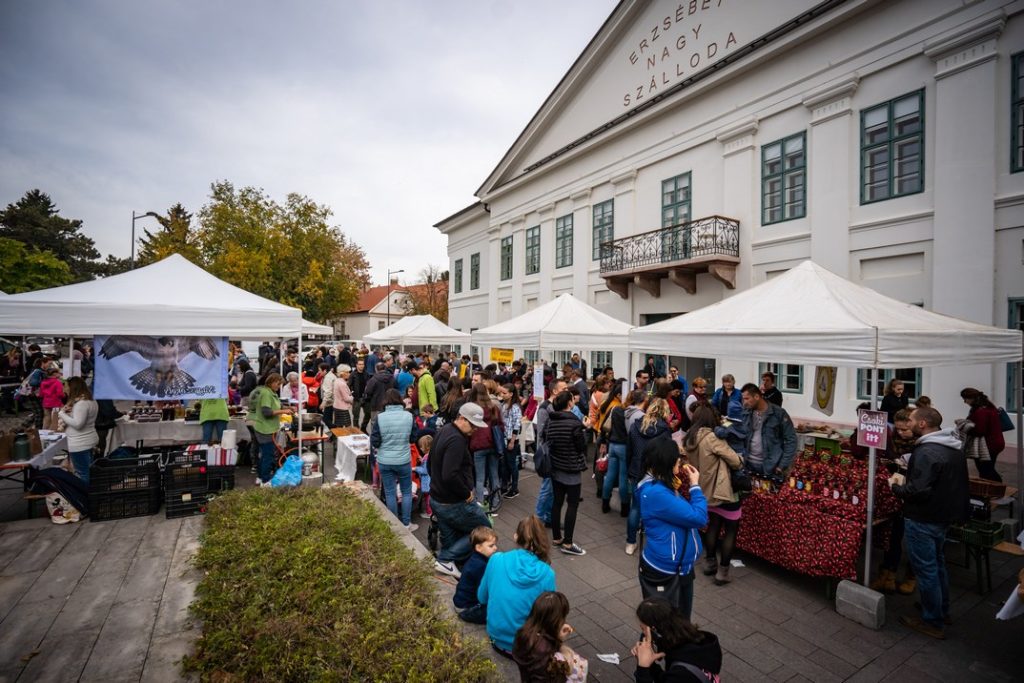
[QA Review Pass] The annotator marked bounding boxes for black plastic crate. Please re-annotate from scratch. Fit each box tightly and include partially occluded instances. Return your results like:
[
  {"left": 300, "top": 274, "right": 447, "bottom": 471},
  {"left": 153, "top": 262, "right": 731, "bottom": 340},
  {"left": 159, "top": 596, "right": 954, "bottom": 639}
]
[
  {"left": 162, "top": 449, "right": 207, "bottom": 466},
  {"left": 207, "top": 466, "right": 236, "bottom": 493},
  {"left": 165, "top": 488, "right": 208, "bottom": 519},
  {"left": 89, "top": 458, "right": 161, "bottom": 494},
  {"left": 90, "top": 488, "right": 162, "bottom": 521},
  {"left": 164, "top": 462, "right": 208, "bottom": 490}
]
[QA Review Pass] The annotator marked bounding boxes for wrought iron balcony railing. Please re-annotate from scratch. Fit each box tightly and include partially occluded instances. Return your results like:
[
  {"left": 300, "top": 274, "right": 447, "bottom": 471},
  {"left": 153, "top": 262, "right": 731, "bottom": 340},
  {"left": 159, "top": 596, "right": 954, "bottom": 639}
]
[{"left": 599, "top": 215, "right": 739, "bottom": 274}]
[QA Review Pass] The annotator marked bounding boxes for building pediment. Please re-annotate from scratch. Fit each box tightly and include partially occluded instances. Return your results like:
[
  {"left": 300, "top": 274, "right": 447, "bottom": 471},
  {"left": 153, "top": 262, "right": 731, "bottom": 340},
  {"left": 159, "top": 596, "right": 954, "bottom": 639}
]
[{"left": 477, "top": 0, "right": 847, "bottom": 199}]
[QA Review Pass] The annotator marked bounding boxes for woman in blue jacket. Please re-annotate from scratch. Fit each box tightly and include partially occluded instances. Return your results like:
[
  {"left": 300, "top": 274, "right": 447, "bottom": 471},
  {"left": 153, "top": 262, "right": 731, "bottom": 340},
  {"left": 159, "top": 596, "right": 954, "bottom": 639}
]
[
  {"left": 371, "top": 389, "right": 417, "bottom": 528},
  {"left": 625, "top": 399, "right": 673, "bottom": 556},
  {"left": 635, "top": 438, "right": 707, "bottom": 620}
]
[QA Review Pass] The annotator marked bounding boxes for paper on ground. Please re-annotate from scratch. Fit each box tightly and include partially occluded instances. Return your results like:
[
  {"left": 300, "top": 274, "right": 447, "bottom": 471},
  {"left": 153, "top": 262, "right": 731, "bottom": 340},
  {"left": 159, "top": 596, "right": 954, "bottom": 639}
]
[
  {"left": 596, "top": 653, "right": 620, "bottom": 664},
  {"left": 731, "top": 559, "right": 745, "bottom": 567}
]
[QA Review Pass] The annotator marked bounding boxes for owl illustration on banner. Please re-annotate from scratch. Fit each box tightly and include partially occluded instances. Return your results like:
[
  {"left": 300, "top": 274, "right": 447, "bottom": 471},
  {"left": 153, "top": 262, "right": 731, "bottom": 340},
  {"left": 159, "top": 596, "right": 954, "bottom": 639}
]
[{"left": 98, "top": 336, "right": 220, "bottom": 397}]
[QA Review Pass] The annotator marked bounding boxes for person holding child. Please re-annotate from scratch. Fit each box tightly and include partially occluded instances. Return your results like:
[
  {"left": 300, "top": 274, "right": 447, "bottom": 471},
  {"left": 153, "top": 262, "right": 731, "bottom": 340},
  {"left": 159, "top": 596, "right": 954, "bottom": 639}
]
[
  {"left": 478, "top": 515, "right": 556, "bottom": 657},
  {"left": 453, "top": 526, "right": 498, "bottom": 624},
  {"left": 513, "top": 591, "right": 588, "bottom": 682}
]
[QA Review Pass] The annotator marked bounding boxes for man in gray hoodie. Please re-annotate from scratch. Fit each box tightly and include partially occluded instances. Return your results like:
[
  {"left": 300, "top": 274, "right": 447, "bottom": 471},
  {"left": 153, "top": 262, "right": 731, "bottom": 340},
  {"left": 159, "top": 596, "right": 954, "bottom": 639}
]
[{"left": 890, "top": 406, "right": 968, "bottom": 640}]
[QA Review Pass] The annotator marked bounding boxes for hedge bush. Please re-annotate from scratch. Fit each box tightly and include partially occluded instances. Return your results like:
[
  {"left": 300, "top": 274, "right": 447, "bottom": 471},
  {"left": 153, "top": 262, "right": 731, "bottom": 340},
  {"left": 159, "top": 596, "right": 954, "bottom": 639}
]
[{"left": 184, "top": 486, "right": 498, "bottom": 682}]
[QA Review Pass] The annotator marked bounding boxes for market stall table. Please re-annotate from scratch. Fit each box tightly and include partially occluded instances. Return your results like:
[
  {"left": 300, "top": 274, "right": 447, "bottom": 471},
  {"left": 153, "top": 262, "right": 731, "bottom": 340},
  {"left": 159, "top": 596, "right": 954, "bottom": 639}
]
[
  {"left": 332, "top": 432, "right": 370, "bottom": 482},
  {"left": 0, "top": 433, "right": 68, "bottom": 517},
  {"left": 106, "top": 416, "right": 250, "bottom": 453}
]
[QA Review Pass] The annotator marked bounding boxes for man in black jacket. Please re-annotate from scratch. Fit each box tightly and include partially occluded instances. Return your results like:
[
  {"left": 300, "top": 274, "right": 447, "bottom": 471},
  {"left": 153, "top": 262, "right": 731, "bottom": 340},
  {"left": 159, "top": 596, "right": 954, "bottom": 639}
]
[
  {"left": 363, "top": 355, "right": 396, "bottom": 419},
  {"left": 545, "top": 391, "right": 588, "bottom": 556},
  {"left": 429, "top": 402, "right": 491, "bottom": 577},
  {"left": 890, "top": 406, "right": 968, "bottom": 639},
  {"left": 348, "top": 358, "right": 370, "bottom": 431}
]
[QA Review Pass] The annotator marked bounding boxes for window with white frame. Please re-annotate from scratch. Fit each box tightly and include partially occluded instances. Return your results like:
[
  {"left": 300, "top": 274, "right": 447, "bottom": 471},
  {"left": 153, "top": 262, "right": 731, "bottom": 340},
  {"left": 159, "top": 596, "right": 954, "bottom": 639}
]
[
  {"left": 555, "top": 214, "right": 573, "bottom": 268},
  {"left": 857, "top": 368, "right": 921, "bottom": 401},
  {"left": 1008, "top": 298, "right": 1023, "bottom": 410},
  {"left": 758, "top": 362, "right": 803, "bottom": 393},
  {"left": 592, "top": 200, "right": 613, "bottom": 260},
  {"left": 591, "top": 351, "right": 613, "bottom": 373}
]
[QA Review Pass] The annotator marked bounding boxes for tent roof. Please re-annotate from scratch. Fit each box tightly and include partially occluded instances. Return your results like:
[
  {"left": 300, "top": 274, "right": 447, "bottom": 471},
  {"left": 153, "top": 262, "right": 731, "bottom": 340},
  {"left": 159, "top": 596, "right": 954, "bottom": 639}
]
[
  {"left": 0, "top": 254, "right": 304, "bottom": 339},
  {"left": 628, "top": 260, "right": 1022, "bottom": 368},
  {"left": 471, "top": 293, "right": 634, "bottom": 351},
  {"left": 302, "top": 319, "right": 333, "bottom": 336},
  {"left": 363, "top": 314, "right": 470, "bottom": 346}
]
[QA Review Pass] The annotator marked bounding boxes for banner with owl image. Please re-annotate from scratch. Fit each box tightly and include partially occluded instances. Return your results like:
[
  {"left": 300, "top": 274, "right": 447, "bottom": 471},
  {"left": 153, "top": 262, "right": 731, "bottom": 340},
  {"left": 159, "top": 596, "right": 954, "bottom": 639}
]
[
  {"left": 811, "top": 366, "right": 838, "bottom": 417},
  {"left": 93, "top": 335, "right": 228, "bottom": 400}
]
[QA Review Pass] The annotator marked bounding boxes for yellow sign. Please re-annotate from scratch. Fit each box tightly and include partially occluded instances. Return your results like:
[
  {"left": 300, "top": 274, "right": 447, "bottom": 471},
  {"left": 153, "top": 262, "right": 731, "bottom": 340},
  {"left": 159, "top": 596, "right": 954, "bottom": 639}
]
[{"left": 489, "top": 348, "right": 514, "bottom": 364}]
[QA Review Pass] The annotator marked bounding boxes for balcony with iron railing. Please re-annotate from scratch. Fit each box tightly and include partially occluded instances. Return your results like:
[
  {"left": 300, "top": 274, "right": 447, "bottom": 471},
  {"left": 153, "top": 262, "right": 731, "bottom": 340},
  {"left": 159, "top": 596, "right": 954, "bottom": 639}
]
[{"left": 598, "top": 215, "right": 740, "bottom": 299}]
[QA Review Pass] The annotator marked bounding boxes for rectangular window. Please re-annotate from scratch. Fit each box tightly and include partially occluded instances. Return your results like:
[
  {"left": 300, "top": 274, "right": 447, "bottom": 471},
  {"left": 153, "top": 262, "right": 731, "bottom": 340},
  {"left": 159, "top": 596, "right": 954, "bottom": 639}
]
[
  {"left": 525, "top": 226, "right": 540, "bottom": 275},
  {"left": 661, "top": 173, "right": 691, "bottom": 261},
  {"left": 378, "top": 321, "right": 386, "bottom": 330},
  {"left": 453, "top": 259, "right": 463, "bottom": 293},
  {"left": 469, "top": 253, "right": 480, "bottom": 290},
  {"left": 857, "top": 368, "right": 921, "bottom": 401},
  {"left": 758, "top": 362, "right": 803, "bottom": 393},
  {"left": 591, "top": 351, "right": 613, "bottom": 373},
  {"left": 1013, "top": 52, "right": 1024, "bottom": 173},
  {"left": 861, "top": 90, "right": 924, "bottom": 203},
  {"left": 555, "top": 214, "right": 573, "bottom": 268},
  {"left": 1008, "top": 299, "right": 1024, "bottom": 410},
  {"left": 762, "top": 132, "right": 806, "bottom": 224},
  {"left": 551, "top": 350, "right": 572, "bottom": 368},
  {"left": 525, "top": 350, "right": 540, "bottom": 364},
  {"left": 592, "top": 200, "right": 614, "bottom": 260},
  {"left": 500, "top": 236, "right": 513, "bottom": 281}
]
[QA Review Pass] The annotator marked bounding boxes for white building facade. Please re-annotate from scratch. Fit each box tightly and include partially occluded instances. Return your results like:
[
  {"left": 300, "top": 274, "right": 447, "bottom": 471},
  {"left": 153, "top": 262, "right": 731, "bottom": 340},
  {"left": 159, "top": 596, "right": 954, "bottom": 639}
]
[{"left": 436, "top": 0, "right": 1024, "bottom": 435}]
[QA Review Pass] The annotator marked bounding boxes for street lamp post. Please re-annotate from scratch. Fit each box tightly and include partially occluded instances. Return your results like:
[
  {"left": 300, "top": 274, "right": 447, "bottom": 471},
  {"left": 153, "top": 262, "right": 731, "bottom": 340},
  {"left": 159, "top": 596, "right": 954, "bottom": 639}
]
[
  {"left": 386, "top": 268, "right": 405, "bottom": 328},
  {"left": 131, "top": 211, "right": 161, "bottom": 269}
]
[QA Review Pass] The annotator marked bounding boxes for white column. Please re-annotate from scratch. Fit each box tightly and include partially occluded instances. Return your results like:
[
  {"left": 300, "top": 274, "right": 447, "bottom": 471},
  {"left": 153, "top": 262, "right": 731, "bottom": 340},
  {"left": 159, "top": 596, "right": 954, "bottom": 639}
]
[
  {"left": 537, "top": 203, "right": 555, "bottom": 304},
  {"left": 925, "top": 20, "right": 1002, "bottom": 411},
  {"left": 570, "top": 188, "right": 591, "bottom": 298},
  {"left": 803, "top": 77, "right": 859, "bottom": 278},
  {"left": 510, "top": 218, "right": 526, "bottom": 316},
  {"left": 610, "top": 170, "right": 638, "bottom": 376}
]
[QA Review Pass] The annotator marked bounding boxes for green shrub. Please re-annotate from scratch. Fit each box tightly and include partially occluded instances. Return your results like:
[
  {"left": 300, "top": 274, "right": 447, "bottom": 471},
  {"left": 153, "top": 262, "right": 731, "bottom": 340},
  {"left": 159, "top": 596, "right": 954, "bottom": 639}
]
[{"left": 184, "top": 487, "right": 498, "bottom": 682}]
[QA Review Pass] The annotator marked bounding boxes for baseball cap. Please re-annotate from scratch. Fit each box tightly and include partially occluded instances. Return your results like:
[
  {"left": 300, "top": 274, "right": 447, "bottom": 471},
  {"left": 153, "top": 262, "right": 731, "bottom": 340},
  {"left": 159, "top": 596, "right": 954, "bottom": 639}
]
[{"left": 458, "top": 402, "right": 488, "bottom": 428}]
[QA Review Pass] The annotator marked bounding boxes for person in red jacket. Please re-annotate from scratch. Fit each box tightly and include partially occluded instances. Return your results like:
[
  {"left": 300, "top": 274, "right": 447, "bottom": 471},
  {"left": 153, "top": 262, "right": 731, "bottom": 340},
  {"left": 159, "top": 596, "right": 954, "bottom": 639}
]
[{"left": 959, "top": 387, "right": 1005, "bottom": 482}]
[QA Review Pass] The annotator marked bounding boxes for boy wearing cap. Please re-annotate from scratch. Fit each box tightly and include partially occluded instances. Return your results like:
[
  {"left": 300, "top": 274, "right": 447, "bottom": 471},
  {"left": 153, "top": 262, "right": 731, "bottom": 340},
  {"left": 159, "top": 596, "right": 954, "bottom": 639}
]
[{"left": 429, "top": 402, "right": 493, "bottom": 577}]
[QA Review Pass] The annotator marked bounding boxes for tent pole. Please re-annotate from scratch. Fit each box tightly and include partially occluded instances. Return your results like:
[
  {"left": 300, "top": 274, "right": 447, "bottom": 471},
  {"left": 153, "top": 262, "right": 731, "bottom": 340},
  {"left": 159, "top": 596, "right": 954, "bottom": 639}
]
[
  {"left": 863, "top": 364, "right": 879, "bottom": 587},
  {"left": 68, "top": 336, "right": 75, "bottom": 377},
  {"left": 297, "top": 329, "right": 305, "bottom": 477}
]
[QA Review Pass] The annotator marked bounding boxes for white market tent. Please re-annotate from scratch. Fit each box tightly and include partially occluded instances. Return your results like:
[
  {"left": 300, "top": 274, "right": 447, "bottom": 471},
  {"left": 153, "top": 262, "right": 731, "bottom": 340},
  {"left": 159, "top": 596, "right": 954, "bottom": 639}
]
[
  {"left": 302, "top": 319, "right": 333, "bottom": 336},
  {"left": 363, "top": 314, "right": 470, "bottom": 347},
  {"left": 0, "top": 254, "right": 303, "bottom": 339},
  {"left": 471, "top": 292, "right": 634, "bottom": 351},
  {"left": 628, "top": 260, "right": 1021, "bottom": 367},
  {"left": 628, "top": 259, "right": 1023, "bottom": 586}
]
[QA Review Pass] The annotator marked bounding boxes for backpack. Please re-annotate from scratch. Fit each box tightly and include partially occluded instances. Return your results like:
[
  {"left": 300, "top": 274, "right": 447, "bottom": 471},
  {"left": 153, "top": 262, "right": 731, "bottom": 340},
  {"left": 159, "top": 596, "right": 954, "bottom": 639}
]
[{"left": 533, "top": 416, "right": 552, "bottom": 478}]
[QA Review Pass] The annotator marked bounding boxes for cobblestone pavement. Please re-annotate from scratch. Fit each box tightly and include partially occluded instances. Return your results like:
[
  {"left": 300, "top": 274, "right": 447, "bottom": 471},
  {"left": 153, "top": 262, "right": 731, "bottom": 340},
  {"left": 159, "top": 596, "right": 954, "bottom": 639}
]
[{"left": 411, "top": 461, "right": 1024, "bottom": 683}]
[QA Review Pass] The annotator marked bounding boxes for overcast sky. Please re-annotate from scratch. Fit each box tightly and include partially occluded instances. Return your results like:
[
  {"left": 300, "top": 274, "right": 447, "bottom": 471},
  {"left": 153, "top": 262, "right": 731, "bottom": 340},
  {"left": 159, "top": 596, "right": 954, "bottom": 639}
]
[{"left": 0, "top": 0, "right": 616, "bottom": 284}]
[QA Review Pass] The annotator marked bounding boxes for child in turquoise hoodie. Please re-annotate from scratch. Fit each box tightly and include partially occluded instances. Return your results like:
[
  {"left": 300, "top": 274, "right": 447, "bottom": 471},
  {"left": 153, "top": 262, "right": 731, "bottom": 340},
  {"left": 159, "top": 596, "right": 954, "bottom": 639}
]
[{"left": 477, "top": 515, "right": 556, "bottom": 654}]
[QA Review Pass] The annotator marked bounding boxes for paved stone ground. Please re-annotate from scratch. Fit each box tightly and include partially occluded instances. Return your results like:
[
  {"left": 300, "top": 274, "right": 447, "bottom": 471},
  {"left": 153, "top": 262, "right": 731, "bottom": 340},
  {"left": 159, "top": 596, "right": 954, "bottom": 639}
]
[
  {"left": 1, "top": 415, "right": 1021, "bottom": 682},
  {"left": 410, "top": 461, "right": 1024, "bottom": 683}
]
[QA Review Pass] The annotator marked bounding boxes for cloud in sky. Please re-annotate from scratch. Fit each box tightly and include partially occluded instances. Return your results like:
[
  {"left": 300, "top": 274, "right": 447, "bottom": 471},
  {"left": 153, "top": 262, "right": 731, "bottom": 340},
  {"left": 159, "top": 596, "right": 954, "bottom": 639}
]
[{"left": 0, "top": 0, "right": 616, "bottom": 284}]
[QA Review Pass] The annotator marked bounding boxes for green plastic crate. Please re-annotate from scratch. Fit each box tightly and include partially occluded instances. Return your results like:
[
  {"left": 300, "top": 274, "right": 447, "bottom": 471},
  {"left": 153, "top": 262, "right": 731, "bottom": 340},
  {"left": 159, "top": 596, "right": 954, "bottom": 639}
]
[{"left": 948, "top": 520, "right": 1002, "bottom": 548}]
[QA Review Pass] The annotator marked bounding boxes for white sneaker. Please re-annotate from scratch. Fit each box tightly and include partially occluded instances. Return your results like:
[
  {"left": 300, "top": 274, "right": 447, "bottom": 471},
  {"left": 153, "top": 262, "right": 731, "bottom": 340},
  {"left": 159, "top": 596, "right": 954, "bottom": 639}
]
[
  {"left": 406, "top": 523, "right": 419, "bottom": 532},
  {"left": 434, "top": 559, "right": 461, "bottom": 578},
  {"left": 625, "top": 543, "right": 637, "bottom": 556},
  {"left": 419, "top": 512, "right": 433, "bottom": 520}
]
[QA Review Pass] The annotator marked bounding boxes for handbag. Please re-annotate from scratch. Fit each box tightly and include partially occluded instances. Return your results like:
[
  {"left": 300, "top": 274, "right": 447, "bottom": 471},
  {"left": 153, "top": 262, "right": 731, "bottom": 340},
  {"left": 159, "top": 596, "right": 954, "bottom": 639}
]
[
  {"left": 965, "top": 434, "right": 991, "bottom": 462},
  {"left": 637, "top": 526, "right": 690, "bottom": 606},
  {"left": 596, "top": 455, "right": 609, "bottom": 473},
  {"left": 998, "top": 407, "right": 1014, "bottom": 432},
  {"left": 533, "top": 440, "right": 552, "bottom": 478},
  {"left": 491, "top": 423, "right": 506, "bottom": 457}
]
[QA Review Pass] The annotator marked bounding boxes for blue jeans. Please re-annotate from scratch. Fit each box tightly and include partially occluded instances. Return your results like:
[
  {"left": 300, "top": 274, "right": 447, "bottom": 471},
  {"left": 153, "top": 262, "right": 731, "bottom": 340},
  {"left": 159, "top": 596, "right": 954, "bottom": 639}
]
[
  {"left": 473, "top": 449, "right": 500, "bottom": 504},
  {"left": 535, "top": 477, "right": 552, "bottom": 524},
  {"left": 258, "top": 438, "right": 276, "bottom": 483},
  {"left": 202, "top": 420, "right": 228, "bottom": 443},
  {"left": 432, "top": 499, "right": 492, "bottom": 564},
  {"left": 904, "top": 518, "right": 950, "bottom": 628},
  {"left": 601, "top": 442, "right": 629, "bottom": 505},
  {"left": 626, "top": 478, "right": 641, "bottom": 544},
  {"left": 70, "top": 449, "right": 93, "bottom": 484},
  {"left": 379, "top": 462, "right": 413, "bottom": 526}
]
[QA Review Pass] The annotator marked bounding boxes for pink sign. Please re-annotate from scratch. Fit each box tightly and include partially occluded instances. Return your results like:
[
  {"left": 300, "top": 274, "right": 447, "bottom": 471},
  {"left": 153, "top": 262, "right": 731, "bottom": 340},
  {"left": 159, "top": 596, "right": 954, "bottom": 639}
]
[{"left": 856, "top": 409, "right": 888, "bottom": 450}]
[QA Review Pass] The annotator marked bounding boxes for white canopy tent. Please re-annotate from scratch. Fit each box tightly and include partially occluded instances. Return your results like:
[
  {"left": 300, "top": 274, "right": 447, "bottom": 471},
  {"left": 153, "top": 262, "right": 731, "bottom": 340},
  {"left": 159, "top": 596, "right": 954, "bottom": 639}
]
[
  {"left": 302, "top": 319, "right": 333, "bottom": 336},
  {"left": 628, "top": 260, "right": 1023, "bottom": 586},
  {"left": 0, "top": 254, "right": 304, "bottom": 339},
  {"left": 363, "top": 314, "right": 470, "bottom": 347},
  {"left": 471, "top": 292, "right": 634, "bottom": 351}
]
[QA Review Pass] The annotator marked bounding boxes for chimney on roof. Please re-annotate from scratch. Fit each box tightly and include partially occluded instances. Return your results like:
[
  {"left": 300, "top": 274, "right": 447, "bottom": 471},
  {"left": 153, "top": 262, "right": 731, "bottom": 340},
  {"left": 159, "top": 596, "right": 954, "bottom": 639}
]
[{"left": 390, "top": 277, "right": 399, "bottom": 286}]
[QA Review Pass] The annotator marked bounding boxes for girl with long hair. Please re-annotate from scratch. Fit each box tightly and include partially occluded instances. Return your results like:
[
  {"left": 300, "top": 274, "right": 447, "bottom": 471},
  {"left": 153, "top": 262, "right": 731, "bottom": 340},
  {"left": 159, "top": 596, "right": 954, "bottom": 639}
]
[
  {"left": 624, "top": 397, "right": 672, "bottom": 555},
  {"left": 499, "top": 383, "right": 523, "bottom": 499},
  {"left": 632, "top": 597, "right": 722, "bottom": 682},
  {"left": 58, "top": 376, "right": 99, "bottom": 484},
  {"left": 683, "top": 404, "right": 744, "bottom": 585},
  {"left": 478, "top": 516, "right": 556, "bottom": 656},
  {"left": 468, "top": 382, "right": 503, "bottom": 509},
  {"left": 513, "top": 591, "right": 588, "bottom": 682},
  {"left": 599, "top": 379, "right": 628, "bottom": 515}
]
